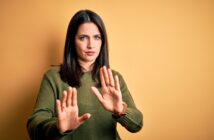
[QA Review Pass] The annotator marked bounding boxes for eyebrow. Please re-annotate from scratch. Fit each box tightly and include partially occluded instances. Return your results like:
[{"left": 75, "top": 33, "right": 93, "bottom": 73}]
[
  {"left": 78, "top": 33, "right": 101, "bottom": 35},
  {"left": 78, "top": 34, "right": 101, "bottom": 37}
]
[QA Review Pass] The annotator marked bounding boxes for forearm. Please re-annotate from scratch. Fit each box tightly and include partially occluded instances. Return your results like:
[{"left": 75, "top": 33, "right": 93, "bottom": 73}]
[
  {"left": 117, "top": 75, "right": 143, "bottom": 132},
  {"left": 27, "top": 110, "right": 69, "bottom": 140},
  {"left": 113, "top": 107, "right": 143, "bottom": 132}
]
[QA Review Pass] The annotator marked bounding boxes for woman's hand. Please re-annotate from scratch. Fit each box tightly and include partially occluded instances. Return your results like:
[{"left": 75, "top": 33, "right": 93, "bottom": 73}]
[
  {"left": 91, "top": 66, "right": 126, "bottom": 115},
  {"left": 56, "top": 87, "right": 91, "bottom": 134}
]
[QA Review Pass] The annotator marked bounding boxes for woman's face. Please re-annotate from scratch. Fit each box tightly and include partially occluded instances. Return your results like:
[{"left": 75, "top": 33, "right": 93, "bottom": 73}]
[{"left": 75, "top": 22, "right": 102, "bottom": 66}]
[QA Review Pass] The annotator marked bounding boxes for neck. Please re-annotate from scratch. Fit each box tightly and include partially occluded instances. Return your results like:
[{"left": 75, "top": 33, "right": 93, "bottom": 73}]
[{"left": 78, "top": 60, "right": 95, "bottom": 72}]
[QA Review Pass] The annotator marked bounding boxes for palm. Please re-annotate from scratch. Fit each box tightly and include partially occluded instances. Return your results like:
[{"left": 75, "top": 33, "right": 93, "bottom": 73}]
[
  {"left": 56, "top": 87, "right": 90, "bottom": 133},
  {"left": 57, "top": 101, "right": 79, "bottom": 132},
  {"left": 100, "top": 86, "right": 122, "bottom": 112},
  {"left": 92, "top": 66, "right": 124, "bottom": 114}
]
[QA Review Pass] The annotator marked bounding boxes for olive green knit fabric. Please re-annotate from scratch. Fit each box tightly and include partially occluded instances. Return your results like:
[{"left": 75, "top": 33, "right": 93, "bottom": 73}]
[{"left": 27, "top": 67, "right": 143, "bottom": 140}]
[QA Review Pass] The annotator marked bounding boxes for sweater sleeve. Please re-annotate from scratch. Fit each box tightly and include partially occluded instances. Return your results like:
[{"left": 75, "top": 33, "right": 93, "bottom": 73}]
[
  {"left": 27, "top": 71, "right": 71, "bottom": 140},
  {"left": 113, "top": 72, "right": 143, "bottom": 133}
]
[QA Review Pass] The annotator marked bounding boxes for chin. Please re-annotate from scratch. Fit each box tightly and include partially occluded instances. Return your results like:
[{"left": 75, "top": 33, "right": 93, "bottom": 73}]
[{"left": 86, "top": 57, "right": 97, "bottom": 61}]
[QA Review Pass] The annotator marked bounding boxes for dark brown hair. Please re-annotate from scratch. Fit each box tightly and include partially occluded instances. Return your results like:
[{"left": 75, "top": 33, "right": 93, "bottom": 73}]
[{"left": 60, "top": 9, "right": 109, "bottom": 87}]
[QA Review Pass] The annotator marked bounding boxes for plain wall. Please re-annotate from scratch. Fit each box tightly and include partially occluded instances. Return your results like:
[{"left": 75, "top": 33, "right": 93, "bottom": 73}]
[{"left": 0, "top": 0, "right": 213, "bottom": 140}]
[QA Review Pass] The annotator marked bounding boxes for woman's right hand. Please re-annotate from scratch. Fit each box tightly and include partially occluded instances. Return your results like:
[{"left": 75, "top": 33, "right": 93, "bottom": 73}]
[{"left": 56, "top": 87, "right": 91, "bottom": 134}]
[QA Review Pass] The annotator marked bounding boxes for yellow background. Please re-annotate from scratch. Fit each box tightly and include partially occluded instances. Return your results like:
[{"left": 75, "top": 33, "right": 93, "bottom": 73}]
[{"left": 0, "top": 0, "right": 213, "bottom": 140}]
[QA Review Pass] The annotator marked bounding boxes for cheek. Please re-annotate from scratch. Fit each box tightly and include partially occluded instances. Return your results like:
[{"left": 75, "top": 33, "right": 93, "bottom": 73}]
[
  {"left": 75, "top": 44, "right": 84, "bottom": 57},
  {"left": 75, "top": 41, "right": 85, "bottom": 51},
  {"left": 96, "top": 41, "right": 102, "bottom": 51},
  {"left": 96, "top": 44, "right": 102, "bottom": 54}
]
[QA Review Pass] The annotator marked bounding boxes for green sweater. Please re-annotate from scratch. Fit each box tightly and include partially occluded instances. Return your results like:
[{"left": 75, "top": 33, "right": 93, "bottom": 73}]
[{"left": 27, "top": 67, "right": 143, "bottom": 140}]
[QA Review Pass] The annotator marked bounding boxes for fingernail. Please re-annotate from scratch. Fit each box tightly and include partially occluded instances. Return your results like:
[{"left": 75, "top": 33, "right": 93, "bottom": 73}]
[{"left": 68, "top": 86, "right": 72, "bottom": 91}]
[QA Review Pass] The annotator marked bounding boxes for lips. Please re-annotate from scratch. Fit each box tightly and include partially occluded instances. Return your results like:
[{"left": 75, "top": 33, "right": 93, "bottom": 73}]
[{"left": 85, "top": 51, "right": 95, "bottom": 56}]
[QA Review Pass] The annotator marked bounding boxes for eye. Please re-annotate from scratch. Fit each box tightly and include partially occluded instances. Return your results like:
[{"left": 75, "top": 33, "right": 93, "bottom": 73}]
[
  {"left": 78, "top": 35, "right": 86, "bottom": 41},
  {"left": 94, "top": 35, "right": 101, "bottom": 40}
]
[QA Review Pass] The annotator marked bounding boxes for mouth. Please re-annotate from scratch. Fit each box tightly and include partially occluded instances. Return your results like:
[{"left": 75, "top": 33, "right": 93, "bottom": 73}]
[{"left": 85, "top": 51, "right": 95, "bottom": 56}]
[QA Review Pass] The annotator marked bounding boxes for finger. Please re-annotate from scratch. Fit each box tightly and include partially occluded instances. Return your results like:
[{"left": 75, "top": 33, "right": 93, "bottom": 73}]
[
  {"left": 56, "top": 100, "right": 62, "bottom": 115},
  {"left": 66, "top": 87, "right": 72, "bottom": 106},
  {"left": 78, "top": 113, "right": 91, "bottom": 125},
  {"left": 114, "top": 75, "right": 120, "bottom": 91},
  {"left": 72, "top": 87, "right": 77, "bottom": 106},
  {"left": 107, "top": 68, "right": 115, "bottom": 87},
  {"left": 91, "top": 86, "right": 104, "bottom": 103},
  {"left": 61, "top": 90, "right": 67, "bottom": 110},
  {"left": 102, "top": 66, "right": 110, "bottom": 86},
  {"left": 100, "top": 67, "right": 106, "bottom": 87}
]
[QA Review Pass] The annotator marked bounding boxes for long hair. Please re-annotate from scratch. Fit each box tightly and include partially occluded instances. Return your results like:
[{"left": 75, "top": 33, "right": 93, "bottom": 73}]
[{"left": 60, "top": 9, "right": 109, "bottom": 87}]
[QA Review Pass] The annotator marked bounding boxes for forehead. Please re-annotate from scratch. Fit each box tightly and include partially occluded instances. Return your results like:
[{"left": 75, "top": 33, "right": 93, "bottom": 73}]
[{"left": 76, "top": 22, "right": 100, "bottom": 34}]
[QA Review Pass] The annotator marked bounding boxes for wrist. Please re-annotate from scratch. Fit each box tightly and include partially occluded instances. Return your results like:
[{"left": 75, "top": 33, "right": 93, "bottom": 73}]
[
  {"left": 113, "top": 102, "right": 127, "bottom": 117},
  {"left": 58, "top": 127, "right": 74, "bottom": 134},
  {"left": 57, "top": 122, "right": 73, "bottom": 134}
]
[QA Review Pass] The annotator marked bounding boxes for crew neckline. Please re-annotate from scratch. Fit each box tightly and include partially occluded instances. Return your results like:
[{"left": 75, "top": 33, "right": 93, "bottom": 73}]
[{"left": 83, "top": 71, "right": 92, "bottom": 74}]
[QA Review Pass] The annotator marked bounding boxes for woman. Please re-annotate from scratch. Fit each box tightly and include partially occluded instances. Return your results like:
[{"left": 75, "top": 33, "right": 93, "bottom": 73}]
[{"left": 27, "top": 9, "right": 143, "bottom": 140}]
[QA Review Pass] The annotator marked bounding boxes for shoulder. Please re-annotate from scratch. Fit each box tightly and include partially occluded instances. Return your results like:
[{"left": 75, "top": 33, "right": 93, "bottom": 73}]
[
  {"left": 42, "top": 66, "right": 67, "bottom": 87},
  {"left": 111, "top": 69, "right": 129, "bottom": 90},
  {"left": 111, "top": 69, "right": 125, "bottom": 82},
  {"left": 111, "top": 69, "right": 123, "bottom": 77},
  {"left": 43, "top": 66, "right": 61, "bottom": 79}
]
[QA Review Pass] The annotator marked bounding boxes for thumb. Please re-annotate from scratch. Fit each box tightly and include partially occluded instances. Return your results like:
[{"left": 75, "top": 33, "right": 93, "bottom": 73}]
[
  {"left": 78, "top": 113, "right": 91, "bottom": 124},
  {"left": 91, "top": 86, "right": 104, "bottom": 103}
]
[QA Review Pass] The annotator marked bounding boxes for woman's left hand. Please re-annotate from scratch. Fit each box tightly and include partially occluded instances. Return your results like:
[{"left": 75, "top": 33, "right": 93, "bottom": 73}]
[{"left": 91, "top": 66, "right": 125, "bottom": 115}]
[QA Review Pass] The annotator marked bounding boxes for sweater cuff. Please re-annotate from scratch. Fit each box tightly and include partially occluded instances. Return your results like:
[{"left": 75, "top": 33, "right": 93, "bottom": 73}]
[
  {"left": 44, "top": 118, "right": 74, "bottom": 138},
  {"left": 112, "top": 108, "right": 142, "bottom": 132},
  {"left": 112, "top": 108, "right": 130, "bottom": 122},
  {"left": 112, "top": 102, "right": 127, "bottom": 118}
]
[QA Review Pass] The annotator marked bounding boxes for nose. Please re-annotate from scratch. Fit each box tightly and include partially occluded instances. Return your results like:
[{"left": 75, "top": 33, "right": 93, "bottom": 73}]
[{"left": 87, "top": 38, "right": 94, "bottom": 49}]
